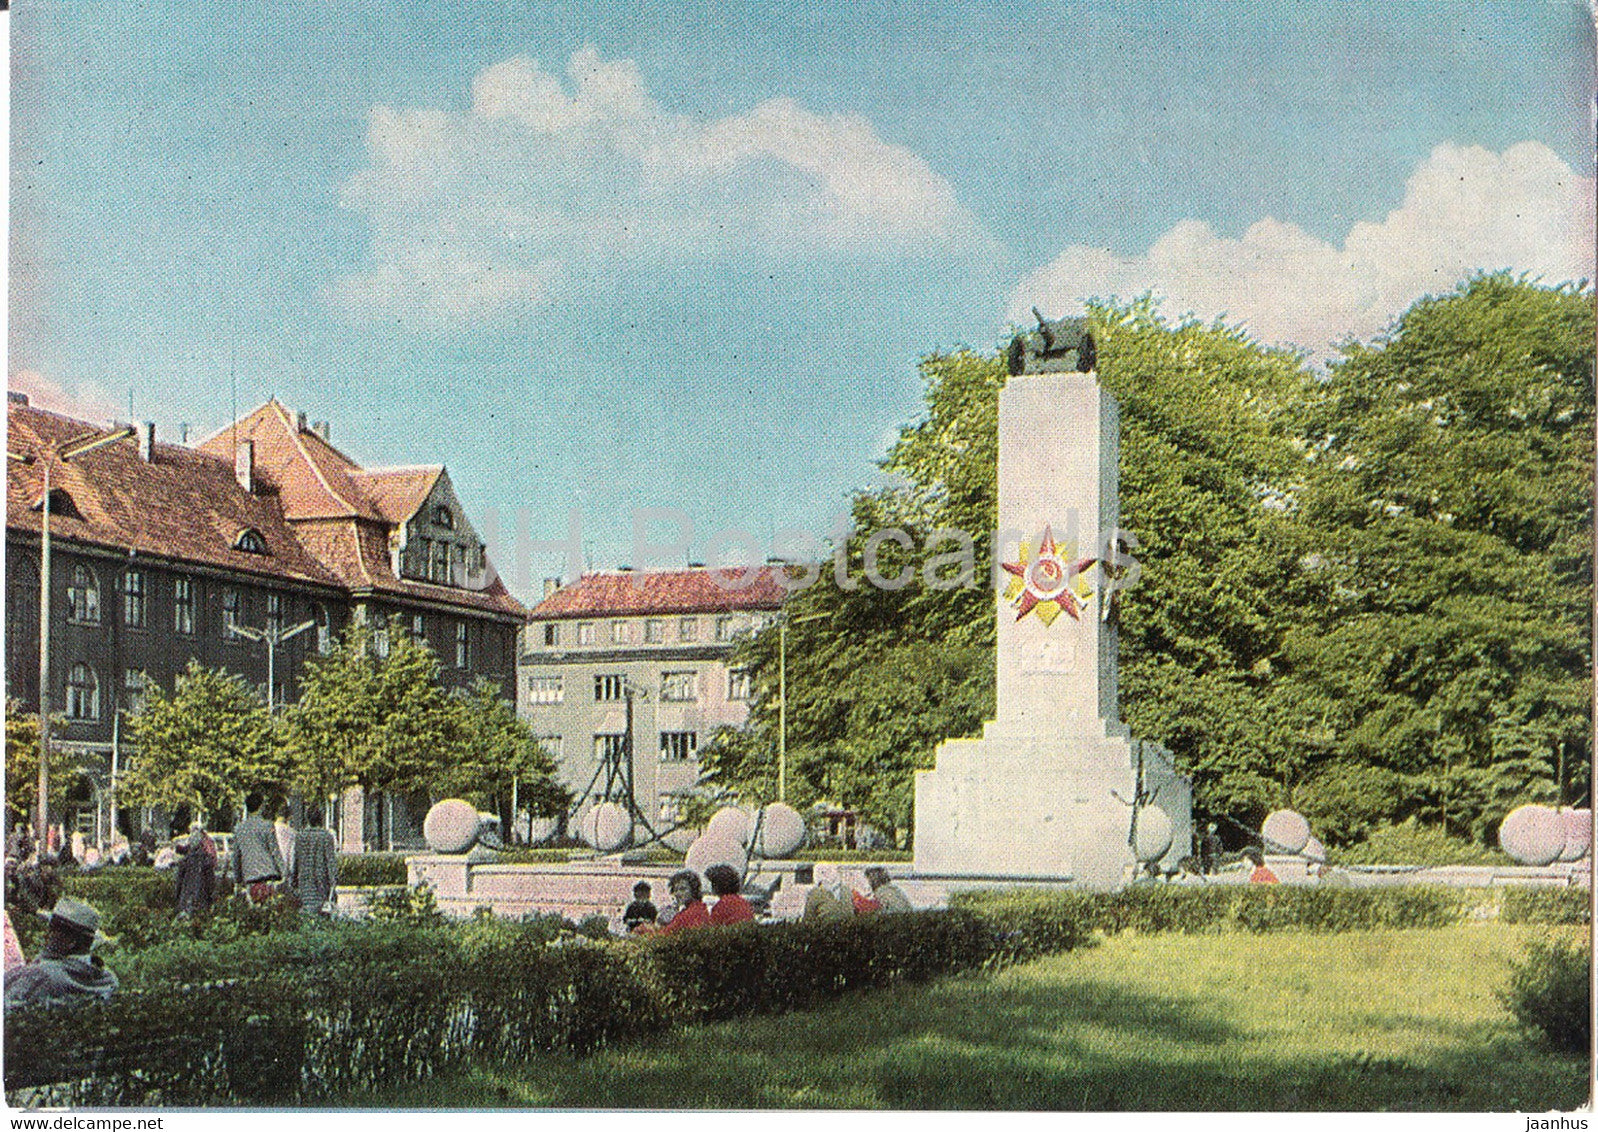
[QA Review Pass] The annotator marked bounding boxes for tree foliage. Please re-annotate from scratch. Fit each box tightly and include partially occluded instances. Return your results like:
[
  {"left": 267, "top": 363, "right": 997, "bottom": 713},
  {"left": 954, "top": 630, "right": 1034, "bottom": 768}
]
[
  {"left": 120, "top": 661, "right": 281, "bottom": 819},
  {"left": 433, "top": 678, "right": 561, "bottom": 820},
  {"left": 4, "top": 704, "right": 92, "bottom": 828},
  {"left": 702, "top": 276, "right": 1592, "bottom": 850}
]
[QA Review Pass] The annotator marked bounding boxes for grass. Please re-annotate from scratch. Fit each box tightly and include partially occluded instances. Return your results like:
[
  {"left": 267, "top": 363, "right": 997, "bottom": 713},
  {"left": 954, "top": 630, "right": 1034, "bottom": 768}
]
[{"left": 337, "top": 922, "right": 1588, "bottom": 1110}]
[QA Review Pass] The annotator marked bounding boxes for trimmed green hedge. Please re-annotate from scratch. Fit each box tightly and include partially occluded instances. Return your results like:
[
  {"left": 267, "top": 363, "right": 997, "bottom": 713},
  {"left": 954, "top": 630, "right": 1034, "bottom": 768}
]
[
  {"left": 1498, "top": 887, "right": 1592, "bottom": 925},
  {"left": 335, "top": 853, "right": 411, "bottom": 887},
  {"left": 1501, "top": 936, "right": 1592, "bottom": 1053}
]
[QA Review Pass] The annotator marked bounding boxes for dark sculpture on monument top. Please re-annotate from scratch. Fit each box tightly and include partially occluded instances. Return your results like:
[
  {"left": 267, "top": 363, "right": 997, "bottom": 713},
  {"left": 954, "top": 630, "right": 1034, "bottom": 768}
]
[{"left": 1007, "top": 307, "right": 1097, "bottom": 375}]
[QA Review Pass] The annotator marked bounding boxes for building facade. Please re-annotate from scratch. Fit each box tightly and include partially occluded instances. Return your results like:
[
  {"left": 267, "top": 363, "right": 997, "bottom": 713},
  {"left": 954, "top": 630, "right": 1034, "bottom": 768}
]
[
  {"left": 519, "top": 567, "right": 785, "bottom": 843},
  {"left": 6, "top": 396, "right": 525, "bottom": 849}
]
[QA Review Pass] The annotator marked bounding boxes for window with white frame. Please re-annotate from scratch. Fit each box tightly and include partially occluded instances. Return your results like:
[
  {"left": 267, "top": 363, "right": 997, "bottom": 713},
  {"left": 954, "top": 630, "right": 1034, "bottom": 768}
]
[
  {"left": 727, "top": 668, "right": 753, "bottom": 701},
  {"left": 267, "top": 593, "right": 284, "bottom": 636},
  {"left": 222, "top": 587, "right": 242, "bottom": 638},
  {"left": 644, "top": 619, "right": 664, "bottom": 643},
  {"left": 455, "top": 622, "right": 469, "bottom": 668},
  {"left": 121, "top": 569, "right": 146, "bottom": 628},
  {"left": 313, "top": 603, "right": 330, "bottom": 653},
  {"left": 527, "top": 674, "right": 564, "bottom": 704},
  {"left": 610, "top": 620, "right": 628, "bottom": 645},
  {"left": 577, "top": 621, "right": 596, "bottom": 645},
  {"left": 594, "top": 733, "right": 626, "bottom": 763},
  {"left": 659, "top": 731, "right": 698, "bottom": 762},
  {"left": 543, "top": 623, "right": 559, "bottom": 647},
  {"left": 594, "top": 674, "right": 625, "bottom": 701},
  {"left": 173, "top": 577, "right": 195, "bottom": 635},
  {"left": 66, "top": 565, "right": 100, "bottom": 624},
  {"left": 123, "top": 668, "right": 148, "bottom": 715},
  {"left": 660, "top": 670, "right": 698, "bottom": 702},
  {"left": 679, "top": 617, "right": 698, "bottom": 641},
  {"left": 714, "top": 615, "right": 735, "bottom": 642},
  {"left": 412, "top": 613, "right": 425, "bottom": 639},
  {"left": 373, "top": 613, "right": 391, "bottom": 658},
  {"left": 65, "top": 663, "right": 99, "bottom": 721}
]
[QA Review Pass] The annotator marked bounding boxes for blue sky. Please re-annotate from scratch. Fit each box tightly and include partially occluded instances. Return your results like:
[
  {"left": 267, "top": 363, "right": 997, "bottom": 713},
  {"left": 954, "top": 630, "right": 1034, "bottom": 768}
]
[{"left": 10, "top": 1, "right": 1595, "bottom": 598}]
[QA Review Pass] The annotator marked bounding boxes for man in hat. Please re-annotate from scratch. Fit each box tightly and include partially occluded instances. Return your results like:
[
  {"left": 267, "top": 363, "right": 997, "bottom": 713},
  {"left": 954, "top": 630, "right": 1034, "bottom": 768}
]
[{"left": 4, "top": 898, "right": 118, "bottom": 1009}]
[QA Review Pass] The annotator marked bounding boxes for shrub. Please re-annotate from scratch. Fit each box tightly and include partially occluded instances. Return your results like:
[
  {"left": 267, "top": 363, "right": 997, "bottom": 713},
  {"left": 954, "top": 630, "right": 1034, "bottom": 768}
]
[
  {"left": 1501, "top": 936, "right": 1592, "bottom": 1053},
  {"left": 336, "top": 853, "right": 410, "bottom": 887},
  {"left": 1331, "top": 818, "right": 1511, "bottom": 866},
  {"left": 1499, "top": 887, "right": 1592, "bottom": 925}
]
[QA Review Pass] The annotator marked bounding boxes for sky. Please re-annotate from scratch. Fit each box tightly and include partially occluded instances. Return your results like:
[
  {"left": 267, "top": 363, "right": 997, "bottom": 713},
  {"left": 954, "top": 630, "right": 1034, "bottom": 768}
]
[{"left": 9, "top": 0, "right": 1595, "bottom": 601}]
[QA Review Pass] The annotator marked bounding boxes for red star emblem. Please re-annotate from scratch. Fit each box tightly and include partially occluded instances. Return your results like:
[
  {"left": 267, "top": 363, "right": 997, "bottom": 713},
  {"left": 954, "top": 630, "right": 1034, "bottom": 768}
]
[{"left": 1001, "top": 525, "right": 1098, "bottom": 626}]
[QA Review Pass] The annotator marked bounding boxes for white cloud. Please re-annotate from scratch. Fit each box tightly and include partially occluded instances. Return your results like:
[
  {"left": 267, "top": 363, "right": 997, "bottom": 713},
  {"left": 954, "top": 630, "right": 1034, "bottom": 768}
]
[
  {"left": 1009, "top": 142, "right": 1595, "bottom": 354},
  {"left": 333, "top": 47, "right": 988, "bottom": 324},
  {"left": 9, "top": 368, "right": 124, "bottom": 424}
]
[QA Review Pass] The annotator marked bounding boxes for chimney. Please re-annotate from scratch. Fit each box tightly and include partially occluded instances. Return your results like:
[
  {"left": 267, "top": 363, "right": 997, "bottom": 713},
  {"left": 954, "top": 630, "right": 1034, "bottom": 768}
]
[
  {"left": 295, "top": 410, "right": 308, "bottom": 432},
  {"left": 7, "top": 391, "right": 28, "bottom": 406},
  {"left": 543, "top": 577, "right": 559, "bottom": 598},
  {"left": 235, "top": 440, "right": 254, "bottom": 492},
  {"left": 180, "top": 423, "right": 191, "bottom": 444},
  {"left": 311, "top": 421, "right": 330, "bottom": 442},
  {"left": 138, "top": 421, "right": 155, "bottom": 462}
]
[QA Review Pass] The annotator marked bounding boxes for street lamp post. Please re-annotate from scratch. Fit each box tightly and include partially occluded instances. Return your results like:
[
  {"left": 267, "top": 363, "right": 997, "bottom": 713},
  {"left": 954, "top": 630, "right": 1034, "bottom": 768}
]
[{"left": 231, "top": 619, "right": 316, "bottom": 712}]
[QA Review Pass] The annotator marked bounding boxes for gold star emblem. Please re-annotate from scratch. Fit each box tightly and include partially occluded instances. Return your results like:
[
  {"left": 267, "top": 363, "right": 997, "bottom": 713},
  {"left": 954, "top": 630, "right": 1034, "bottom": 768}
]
[{"left": 1001, "top": 525, "right": 1097, "bottom": 626}]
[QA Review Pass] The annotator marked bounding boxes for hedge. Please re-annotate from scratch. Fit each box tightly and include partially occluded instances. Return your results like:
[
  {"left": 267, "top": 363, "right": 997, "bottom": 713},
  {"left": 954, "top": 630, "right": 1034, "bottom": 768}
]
[{"left": 1498, "top": 887, "right": 1592, "bottom": 926}]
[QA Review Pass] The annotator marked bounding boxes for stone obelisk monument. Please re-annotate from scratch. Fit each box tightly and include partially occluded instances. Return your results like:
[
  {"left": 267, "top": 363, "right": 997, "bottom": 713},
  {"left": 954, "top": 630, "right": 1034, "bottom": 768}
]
[{"left": 913, "top": 316, "right": 1191, "bottom": 889}]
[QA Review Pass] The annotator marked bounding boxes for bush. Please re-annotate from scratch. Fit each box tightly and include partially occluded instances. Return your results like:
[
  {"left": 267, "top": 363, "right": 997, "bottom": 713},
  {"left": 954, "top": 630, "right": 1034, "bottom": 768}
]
[
  {"left": 1501, "top": 936, "right": 1592, "bottom": 1053},
  {"left": 336, "top": 853, "right": 410, "bottom": 887},
  {"left": 1499, "top": 887, "right": 1592, "bottom": 925},
  {"left": 1331, "top": 818, "right": 1511, "bottom": 866}
]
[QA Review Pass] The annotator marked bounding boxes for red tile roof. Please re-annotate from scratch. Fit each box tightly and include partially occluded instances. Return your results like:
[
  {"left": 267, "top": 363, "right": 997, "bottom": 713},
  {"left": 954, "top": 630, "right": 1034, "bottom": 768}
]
[
  {"left": 529, "top": 568, "right": 787, "bottom": 620},
  {"left": 8, "top": 401, "right": 527, "bottom": 620},
  {"left": 6, "top": 405, "right": 342, "bottom": 588}
]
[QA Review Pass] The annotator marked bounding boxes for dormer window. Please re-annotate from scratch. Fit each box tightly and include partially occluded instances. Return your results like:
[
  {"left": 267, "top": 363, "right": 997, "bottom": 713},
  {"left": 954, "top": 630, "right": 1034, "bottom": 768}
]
[
  {"left": 235, "top": 528, "right": 269, "bottom": 554},
  {"left": 433, "top": 505, "right": 455, "bottom": 530}
]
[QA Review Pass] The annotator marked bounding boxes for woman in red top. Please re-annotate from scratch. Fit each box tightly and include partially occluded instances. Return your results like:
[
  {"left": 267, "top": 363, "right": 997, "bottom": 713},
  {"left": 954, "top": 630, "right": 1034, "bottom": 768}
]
[
  {"left": 655, "top": 870, "right": 711, "bottom": 934},
  {"left": 705, "top": 864, "right": 755, "bottom": 925}
]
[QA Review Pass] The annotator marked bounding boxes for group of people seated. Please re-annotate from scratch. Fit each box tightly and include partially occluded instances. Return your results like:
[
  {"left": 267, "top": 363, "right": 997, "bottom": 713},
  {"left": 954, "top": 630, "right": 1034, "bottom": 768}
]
[{"left": 620, "top": 862, "right": 914, "bottom": 935}]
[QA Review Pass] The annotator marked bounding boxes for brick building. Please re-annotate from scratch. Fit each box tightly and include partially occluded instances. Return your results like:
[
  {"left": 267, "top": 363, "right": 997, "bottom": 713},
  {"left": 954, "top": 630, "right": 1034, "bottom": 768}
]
[{"left": 6, "top": 396, "right": 525, "bottom": 849}]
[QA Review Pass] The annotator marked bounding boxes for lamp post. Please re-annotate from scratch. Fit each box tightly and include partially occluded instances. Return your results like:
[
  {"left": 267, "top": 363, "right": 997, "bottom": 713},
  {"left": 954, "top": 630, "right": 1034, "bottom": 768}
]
[
  {"left": 24, "top": 426, "right": 136, "bottom": 846},
  {"left": 231, "top": 618, "right": 316, "bottom": 712}
]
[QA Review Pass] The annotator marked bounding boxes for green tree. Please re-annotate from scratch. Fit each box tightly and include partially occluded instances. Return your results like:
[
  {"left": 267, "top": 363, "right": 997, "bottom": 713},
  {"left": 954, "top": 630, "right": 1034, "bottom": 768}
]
[
  {"left": 4, "top": 704, "right": 91, "bottom": 830},
  {"left": 280, "top": 627, "right": 462, "bottom": 801},
  {"left": 120, "top": 662, "right": 282, "bottom": 820},
  {"left": 434, "top": 678, "right": 562, "bottom": 827},
  {"left": 1283, "top": 274, "right": 1593, "bottom": 843}
]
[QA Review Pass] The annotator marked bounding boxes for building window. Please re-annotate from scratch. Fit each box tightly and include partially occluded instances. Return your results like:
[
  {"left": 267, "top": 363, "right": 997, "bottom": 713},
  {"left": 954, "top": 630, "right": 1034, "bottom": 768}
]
[
  {"left": 65, "top": 663, "right": 99, "bottom": 721},
  {"left": 123, "top": 669, "right": 148, "bottom": 715},
  {"left": 644, "top": 619, "right": 665, "bottom": 643},
  {"left": 173, "top": 577, "right": 195, "bottom": 635},
  {"left": 373, "top": 614, "right": 391, "bottom": 658},
  {"left": 527, "top": 675, "right": 564, "bottom": 704},
  {"left": 222, "top": 588, "right": 242, "bottom": 638},
  {"left": 679, "top": 617, "right": 698, "bottom": 642},
  {"left": 714, "top": 616, "right": 735, "bottom": 642},
  {"left": 539, "top": 735, "right": 563, "bottom": 761},
  {"left": 577, "top": 621, "right": 596, "bottom": 646},
  {"left": 727, "top": 668, "right": 753, "bottom": 701},
  {"left": 594, "top": 674, "right": 625, "bottom": 702},
  {"left": 234, "top": 528, "right": 268, "bottom": 554},
  {"left": 455, "top": 622, "right": 469, "bottom": 668},
  {"left": 266, "top": 593, "right": 284, "bottom": 636},
  {"left": 121, "top": 569, "right": 146, "bottom": 628},
  {"left": 594, "top": 733, "right": 626, "bottom": 764},
  {"left": 430, "top": 541, "right": 450, "bottom": 584},
  {"left": 66, "top": 565, "right": 100, "bottom": 624},
  {"left": 313, "top": 603, "right": 331, "bottom": 653},
  {"left": 659, "top": 731, "right": 698, "bottom": 762},
  {"left": 433, "top": 505, "right": 455, "bottom": 530},
  {"left": 543, "top": 623, "right": 559, "bottom": 647},
  {"left": 660, "top": 670, "right": 699, "bottom": 703},
  {"left": 610, "top": 620, "right": 628, "bottom": 645}
]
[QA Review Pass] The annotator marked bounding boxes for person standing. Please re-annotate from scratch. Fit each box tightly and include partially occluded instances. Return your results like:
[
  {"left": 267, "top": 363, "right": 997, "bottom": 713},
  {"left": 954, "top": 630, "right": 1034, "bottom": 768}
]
[
  {"left": 174, "top": 823, "right": 217, "bottom": 916},
  {"left": 229, "top": 793, "right": 286, "bottom": 904},
  {"left": 274, "top": 808, "right": 297, "bottom": 881},
  {"left": 290, "top": 806, "right": 339, "bottom": 918},
  {"left": 1200, "top": 823, "right": 1222, "bottom": 875}
]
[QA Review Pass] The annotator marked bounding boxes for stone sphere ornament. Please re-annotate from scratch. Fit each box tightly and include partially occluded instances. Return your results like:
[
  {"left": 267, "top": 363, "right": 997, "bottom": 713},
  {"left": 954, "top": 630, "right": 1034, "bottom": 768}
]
[
  {"left": 1558, "top": 809, "right": 1592, "bottom": 862},
  {"left": 423, "top": 799, "right": 482, "bottom": 854},
  {"left": 1261, "top": 809, "right": 1311, "bottom": 854},
  {"left": 750, "top": 803, "right": 806, "bottom": 858},
  {"left": 685, "top": 834, "right": 748, "bottom": 878},
  {"left": 1303, "top": 836, "right": 1327, "bottom": 863},
  {"left": 1132, "top": 806, "right": 1173, "bottom": 862},
  {"left": 1498, "top": 804, "right": 1566, "bottom": 866},
  {"left": 707, "top": 806, "right": 752, "bottom": 846},
  {"left": 580, "top": 802, "right": 633, "bottom": 852}
]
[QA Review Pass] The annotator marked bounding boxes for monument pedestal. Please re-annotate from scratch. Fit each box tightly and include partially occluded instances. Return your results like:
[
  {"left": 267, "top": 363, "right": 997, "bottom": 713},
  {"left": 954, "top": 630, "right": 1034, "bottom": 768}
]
[{"left": 913, "top": 367, "right": 1192, "bottom": 889}]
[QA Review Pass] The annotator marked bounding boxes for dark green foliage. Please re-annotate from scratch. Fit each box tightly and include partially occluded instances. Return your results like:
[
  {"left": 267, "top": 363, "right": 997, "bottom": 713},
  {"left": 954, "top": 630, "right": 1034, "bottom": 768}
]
[
  {"left": 1330, "top": 817, "right": 1513, "bottom": 866},
  {"left": 335, "top": 853, "right": 411, "bottom": 887},
  {"left": 1499, "top": 887, "right": 1592, "bottom": 926},
  {"left": 1501, "top": 937, "right": 1592, "bottom": 1053}
]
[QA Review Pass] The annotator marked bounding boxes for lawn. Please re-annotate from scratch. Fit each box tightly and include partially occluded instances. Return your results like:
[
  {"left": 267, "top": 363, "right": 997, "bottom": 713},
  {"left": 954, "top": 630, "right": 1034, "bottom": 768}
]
[{"left": 339, "top": 921, "right": 1588, "bottom": 1110}]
